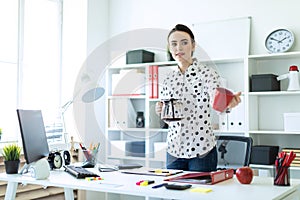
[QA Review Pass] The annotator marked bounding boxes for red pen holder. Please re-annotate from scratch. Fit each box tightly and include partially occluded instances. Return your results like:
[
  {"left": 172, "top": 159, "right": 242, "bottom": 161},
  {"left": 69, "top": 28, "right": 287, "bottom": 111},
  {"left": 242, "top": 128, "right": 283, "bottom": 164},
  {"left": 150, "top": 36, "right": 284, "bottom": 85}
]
[{"left": 274, "top": 166, "right": 290, "bottom": 186}]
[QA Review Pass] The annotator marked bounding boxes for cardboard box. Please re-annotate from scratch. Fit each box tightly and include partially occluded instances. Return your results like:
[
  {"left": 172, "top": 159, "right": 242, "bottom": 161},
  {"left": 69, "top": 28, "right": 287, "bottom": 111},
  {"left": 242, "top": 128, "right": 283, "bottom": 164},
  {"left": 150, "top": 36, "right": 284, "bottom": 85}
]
[
  {"left": 284, "top": 113, "right": 300, "bottom": 132},
  {"left": 250, "top": 74, "right": 280, "bottom": 92},
  {"left": 250, "top": 145, "right": 279, "bottom": 165},
  {"left": 126, "top": 49, "right": 154, "bottom": 64}
]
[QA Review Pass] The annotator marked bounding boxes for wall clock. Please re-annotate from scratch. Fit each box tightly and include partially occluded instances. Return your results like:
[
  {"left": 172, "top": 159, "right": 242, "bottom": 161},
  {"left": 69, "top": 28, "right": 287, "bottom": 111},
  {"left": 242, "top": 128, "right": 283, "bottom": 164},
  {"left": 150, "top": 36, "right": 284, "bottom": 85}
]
[{"left": 265, "top": 29, "right": 294, "bottom": 53}]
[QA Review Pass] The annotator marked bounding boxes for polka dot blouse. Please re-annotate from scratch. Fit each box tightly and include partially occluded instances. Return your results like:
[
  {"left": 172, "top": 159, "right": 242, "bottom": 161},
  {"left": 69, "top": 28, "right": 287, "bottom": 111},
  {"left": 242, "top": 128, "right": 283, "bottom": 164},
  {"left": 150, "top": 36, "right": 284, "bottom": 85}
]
[{"left": 160, "top": 58, "right": 221, "bottom": 158}]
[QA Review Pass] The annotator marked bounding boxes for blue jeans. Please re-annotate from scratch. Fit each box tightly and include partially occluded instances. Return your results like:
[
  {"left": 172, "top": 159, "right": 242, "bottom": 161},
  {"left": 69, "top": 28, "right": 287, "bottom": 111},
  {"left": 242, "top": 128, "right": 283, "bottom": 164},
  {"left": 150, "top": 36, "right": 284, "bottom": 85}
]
[{"left": 166, "top": 146, "right": 217, "bottom": 172}]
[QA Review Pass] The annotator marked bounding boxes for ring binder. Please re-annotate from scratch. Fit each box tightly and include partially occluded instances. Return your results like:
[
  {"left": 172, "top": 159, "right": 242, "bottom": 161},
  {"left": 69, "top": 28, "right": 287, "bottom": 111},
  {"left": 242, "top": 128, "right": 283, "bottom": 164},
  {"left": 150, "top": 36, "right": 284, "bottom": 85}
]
[{"left": 164, "top": 169, "right": 234, "bottom": 184}]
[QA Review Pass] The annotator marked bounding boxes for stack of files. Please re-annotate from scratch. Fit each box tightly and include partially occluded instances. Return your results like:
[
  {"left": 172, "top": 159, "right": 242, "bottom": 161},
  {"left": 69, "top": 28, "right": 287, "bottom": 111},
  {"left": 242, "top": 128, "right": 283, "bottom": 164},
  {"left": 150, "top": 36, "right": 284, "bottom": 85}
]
[
  {"left": 282, "top": 148, "right": 300, "bottom": 167},
  {"left": 108, "top": 98, "right": 136, "bottom": 128},
  {"left": 148, "top": 65, "right": 158, "bottom": 98},
  {"left": 227, "top": 96, "right": 245, "bottom": 131},
  {"left": 148, "top": 65, "right": 176, "bottom": 99}
]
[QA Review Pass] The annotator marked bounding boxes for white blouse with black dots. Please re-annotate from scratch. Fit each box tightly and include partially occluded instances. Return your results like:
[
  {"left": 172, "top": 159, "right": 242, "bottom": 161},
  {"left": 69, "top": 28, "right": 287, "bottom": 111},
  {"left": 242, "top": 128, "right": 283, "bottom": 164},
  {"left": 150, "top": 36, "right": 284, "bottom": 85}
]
[{"left": 161, "top": 58, "right": 221, "bottom": 159}]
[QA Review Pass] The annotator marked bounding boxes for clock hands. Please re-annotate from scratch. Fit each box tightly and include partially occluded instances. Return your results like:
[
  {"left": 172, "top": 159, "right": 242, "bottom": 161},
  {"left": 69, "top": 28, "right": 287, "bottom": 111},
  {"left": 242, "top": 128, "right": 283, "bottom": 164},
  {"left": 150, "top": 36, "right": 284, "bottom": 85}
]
[
  {"left": 279, "top": 37, "right": 287, "bottom": 42},
  {"left": 270, "top": 37, "right": 280, "bottom": 42},
  {"left": 270, "top": 37, "right": 288, "bottom": 44}
]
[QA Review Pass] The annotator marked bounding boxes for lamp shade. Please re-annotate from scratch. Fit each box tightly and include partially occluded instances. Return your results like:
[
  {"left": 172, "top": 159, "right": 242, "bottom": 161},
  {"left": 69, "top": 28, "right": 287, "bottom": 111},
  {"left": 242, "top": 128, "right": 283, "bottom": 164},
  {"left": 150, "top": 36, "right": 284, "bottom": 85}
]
[{"left": 82, "top": 87, "right": 105, "bottom": 103}]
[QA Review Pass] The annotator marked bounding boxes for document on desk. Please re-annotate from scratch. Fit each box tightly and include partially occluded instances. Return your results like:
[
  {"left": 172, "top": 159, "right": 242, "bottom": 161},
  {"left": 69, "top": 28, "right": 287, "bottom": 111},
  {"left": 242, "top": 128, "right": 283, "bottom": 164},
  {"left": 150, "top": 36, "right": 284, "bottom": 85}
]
[
  {"left": 120, "top": 167, "right": 183, "bottom": 176},
  {"left": 164, "top": 169, "right": 234, "bottom": 184}
]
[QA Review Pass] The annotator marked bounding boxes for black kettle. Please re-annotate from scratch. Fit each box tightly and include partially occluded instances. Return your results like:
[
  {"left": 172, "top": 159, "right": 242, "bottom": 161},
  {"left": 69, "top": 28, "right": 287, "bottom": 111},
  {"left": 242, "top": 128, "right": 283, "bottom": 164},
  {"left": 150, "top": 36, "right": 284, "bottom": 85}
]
[{"left": 161, "top": 98, "right": 184, "bottom": 121}]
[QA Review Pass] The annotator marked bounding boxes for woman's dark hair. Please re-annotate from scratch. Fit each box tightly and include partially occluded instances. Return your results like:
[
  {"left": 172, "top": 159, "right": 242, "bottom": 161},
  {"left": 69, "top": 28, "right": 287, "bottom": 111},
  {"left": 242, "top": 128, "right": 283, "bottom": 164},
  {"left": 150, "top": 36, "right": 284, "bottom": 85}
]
[
  {"left": 167, "top": 24, "right": 195, "bottom": 61},
  {"left": 167, "top": 24, "right": 195, "bottom": 42}
]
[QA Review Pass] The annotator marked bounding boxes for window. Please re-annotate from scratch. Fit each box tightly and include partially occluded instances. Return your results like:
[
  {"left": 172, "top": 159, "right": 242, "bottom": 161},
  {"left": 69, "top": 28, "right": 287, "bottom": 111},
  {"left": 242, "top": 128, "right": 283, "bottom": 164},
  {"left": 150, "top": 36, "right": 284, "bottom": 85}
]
[
  {"left": 0, "top": 0, "right": 64, "bottom": 145},
  {"left": 20, "top": 0, "right": 63, "bottom": 144},
  {"left": 0, "top": 0, "right": 19, "bottom": 142}
]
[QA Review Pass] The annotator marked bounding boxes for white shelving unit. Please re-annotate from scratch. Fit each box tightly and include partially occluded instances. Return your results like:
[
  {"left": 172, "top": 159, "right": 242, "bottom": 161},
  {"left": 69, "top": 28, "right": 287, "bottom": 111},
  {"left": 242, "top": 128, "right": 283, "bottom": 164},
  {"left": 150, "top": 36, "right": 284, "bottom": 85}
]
[
  {"left": 247, "top": 51, "right": 300, "bottom": 144},
  {"left": 104, "top": 51, "right": 300, "bottom": 178},
  {"left": 247, "top": 51, "right": 300, "bottom": 177}
]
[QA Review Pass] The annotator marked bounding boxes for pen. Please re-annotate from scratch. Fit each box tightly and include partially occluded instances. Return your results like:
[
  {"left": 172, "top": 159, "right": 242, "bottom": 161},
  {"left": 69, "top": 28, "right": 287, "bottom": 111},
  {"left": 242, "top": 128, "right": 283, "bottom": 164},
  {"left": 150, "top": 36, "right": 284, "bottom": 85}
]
[
  {"left": 79, "top": 143, "right": 86, "bottom": 150},
  {"left": 152, "top": 183, "right": 167, "bottom": 189}
]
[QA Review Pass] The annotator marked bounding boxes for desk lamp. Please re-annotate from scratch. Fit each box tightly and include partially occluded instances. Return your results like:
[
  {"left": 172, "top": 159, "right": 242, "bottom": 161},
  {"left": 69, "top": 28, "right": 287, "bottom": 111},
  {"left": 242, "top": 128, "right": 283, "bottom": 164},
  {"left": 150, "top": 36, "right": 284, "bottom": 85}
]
[{"left": 61, "top": 86, "right": 105, "bottom": 149}]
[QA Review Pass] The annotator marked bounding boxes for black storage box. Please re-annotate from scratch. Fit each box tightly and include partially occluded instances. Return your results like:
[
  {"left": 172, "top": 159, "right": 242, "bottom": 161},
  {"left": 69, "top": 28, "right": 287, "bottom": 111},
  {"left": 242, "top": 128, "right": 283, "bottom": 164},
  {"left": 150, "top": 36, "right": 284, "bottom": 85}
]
[
  {"left": 250, "top": 74, "right": 280, "bottom": 92},
  {"left": 250, "top": 145, "right": 279, "bottom": 165},
  {"left": 125, "top": 141, "right": 145, "bottom": 157},
  {"left": 126, "top": 50, "right": 154, "bottom": 64}
]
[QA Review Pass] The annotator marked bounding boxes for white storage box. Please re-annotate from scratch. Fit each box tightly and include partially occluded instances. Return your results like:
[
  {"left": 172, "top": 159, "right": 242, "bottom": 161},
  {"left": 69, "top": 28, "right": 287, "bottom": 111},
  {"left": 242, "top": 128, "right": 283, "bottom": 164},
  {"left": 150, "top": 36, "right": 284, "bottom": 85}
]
[
  {"left": 110, "top": 140, "right": 127, "bottom": 157},
  {"left": 154, "top": 142, "right": 167, "bottom": 160},
  {"left": 284, "top": 113, "right": 300, "bottom": 132}
]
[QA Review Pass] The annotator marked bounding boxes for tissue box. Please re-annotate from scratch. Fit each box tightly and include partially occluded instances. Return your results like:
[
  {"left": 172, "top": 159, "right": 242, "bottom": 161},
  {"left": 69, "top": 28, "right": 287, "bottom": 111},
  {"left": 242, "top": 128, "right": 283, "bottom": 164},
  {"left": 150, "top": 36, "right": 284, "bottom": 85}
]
[
  {"left": 250, "top": 145, "right": 279, "bottom": 165},
  {"left": 250, "top": 74, "right": 280, "bottom": 92},
  {"left": 126, "top": 50, "right": 154, "bottom": 64},
  {"left": 284, "top": 113, "right": 300, "bottom": 132}
]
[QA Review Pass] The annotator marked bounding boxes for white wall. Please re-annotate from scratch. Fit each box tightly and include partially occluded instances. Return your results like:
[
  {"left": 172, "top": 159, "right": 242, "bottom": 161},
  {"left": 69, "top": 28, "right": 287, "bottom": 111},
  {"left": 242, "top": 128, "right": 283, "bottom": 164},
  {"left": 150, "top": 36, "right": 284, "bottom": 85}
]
[
  {"left": 84, "top": 0, "right": 109, "bottom": 163},
  {"left": 84, "top": 0, "right": 300, "bottom": 159},
  {"left": 107, "top": 0, "right": 300, "bottom": 55},
  {"left": 83, "top": 1, "right": 300, "bottom": 198}
]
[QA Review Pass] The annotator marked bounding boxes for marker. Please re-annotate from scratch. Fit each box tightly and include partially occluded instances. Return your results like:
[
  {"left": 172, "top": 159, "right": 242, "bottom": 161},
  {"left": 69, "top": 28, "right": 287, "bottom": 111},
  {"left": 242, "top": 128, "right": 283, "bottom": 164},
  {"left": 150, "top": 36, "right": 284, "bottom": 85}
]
[
  {"left": 136, "top": 180, "right": 155, "bottom": 186},
  {"left": 79, "top": 143, "right": 86, "bottom": 150},
  {"left": 152, "top": 183, "right": 167, "bottom": 189},
  {"left": 85, "top": 177, "right": 103, "bottom": 181}
]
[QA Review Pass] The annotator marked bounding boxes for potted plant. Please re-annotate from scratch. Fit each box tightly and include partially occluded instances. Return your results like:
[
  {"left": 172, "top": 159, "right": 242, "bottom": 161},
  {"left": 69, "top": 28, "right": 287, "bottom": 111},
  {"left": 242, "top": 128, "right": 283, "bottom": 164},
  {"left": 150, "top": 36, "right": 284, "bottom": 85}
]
[
  {"left": 0, "top": 128, "right": 2, "bottom": 141},
  {"left": 2, "top": 144, "right": 21, "bottom": 174}
]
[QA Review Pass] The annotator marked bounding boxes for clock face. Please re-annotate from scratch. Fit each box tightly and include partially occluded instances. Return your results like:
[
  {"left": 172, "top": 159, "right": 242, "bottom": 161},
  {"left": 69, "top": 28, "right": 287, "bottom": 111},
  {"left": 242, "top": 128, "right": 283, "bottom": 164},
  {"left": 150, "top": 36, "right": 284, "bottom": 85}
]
[
  {"left": 54, "top": 154, "right": 62, "bottom": 168},
  {"left": 265, "top": 29, "right": 294, "bottom": 53}
]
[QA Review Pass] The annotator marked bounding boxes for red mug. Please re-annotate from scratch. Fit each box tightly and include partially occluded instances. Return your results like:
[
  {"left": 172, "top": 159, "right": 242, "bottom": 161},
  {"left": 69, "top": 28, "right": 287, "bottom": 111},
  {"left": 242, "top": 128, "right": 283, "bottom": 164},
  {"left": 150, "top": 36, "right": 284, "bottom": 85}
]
[{"left": 213, "top": 87, "right": 234, "bottom": 113}]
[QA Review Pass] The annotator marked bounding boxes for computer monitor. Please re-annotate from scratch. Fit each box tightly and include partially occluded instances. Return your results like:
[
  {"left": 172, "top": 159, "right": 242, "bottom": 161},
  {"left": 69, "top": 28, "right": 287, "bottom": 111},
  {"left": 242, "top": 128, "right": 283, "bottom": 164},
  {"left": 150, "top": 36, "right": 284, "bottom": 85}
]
[{"left": 16, "top": 109, "right": 50, "bottom": 173}]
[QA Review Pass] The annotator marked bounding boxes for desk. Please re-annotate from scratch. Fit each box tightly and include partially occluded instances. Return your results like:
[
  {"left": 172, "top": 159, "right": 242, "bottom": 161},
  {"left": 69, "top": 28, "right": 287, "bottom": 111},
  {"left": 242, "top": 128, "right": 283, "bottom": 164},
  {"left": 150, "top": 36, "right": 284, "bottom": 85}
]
[{"left": 0, "top": 168, "right": 299, "bottom": 200}]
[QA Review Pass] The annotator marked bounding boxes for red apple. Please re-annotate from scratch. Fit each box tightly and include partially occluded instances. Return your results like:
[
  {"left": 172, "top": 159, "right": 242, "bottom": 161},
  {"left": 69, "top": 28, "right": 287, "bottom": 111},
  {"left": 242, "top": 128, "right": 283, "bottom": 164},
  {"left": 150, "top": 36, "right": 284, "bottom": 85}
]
[{"left": 236, "top": 167, "right": 253, "bottom": 184}]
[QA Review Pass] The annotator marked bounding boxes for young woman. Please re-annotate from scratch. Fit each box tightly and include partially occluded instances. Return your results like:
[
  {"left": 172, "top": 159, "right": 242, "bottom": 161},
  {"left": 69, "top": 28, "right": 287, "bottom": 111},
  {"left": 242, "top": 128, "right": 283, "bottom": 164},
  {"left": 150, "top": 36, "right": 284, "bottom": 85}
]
[{"left": 156, "top": 24, "right": 241, "bottom": 172}]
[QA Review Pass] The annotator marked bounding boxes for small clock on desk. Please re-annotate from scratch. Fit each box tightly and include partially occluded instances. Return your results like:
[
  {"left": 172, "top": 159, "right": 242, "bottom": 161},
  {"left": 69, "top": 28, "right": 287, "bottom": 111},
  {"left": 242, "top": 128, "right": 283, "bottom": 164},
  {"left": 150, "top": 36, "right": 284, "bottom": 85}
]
[
  {"left": 48, "top": 151, "right": 63, "bottom": 169},
  {"left": 265, "top": 28, "right": 295, "bottom": 53}
]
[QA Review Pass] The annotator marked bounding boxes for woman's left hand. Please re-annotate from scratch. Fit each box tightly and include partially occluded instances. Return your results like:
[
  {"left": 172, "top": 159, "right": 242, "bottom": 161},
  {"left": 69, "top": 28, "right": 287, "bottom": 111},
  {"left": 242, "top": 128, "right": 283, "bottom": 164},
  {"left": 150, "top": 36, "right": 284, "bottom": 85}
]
[{"left": 227, "top": 92, "right": 242, "bottom": 109}]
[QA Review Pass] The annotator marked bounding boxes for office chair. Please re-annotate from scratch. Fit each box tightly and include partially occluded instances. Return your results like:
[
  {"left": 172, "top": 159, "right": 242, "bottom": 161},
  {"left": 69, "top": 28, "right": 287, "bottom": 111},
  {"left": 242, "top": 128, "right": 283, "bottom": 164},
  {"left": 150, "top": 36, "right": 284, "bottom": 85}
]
[{"left": 216, "top": 135, "right": 253, "bottom": 170}]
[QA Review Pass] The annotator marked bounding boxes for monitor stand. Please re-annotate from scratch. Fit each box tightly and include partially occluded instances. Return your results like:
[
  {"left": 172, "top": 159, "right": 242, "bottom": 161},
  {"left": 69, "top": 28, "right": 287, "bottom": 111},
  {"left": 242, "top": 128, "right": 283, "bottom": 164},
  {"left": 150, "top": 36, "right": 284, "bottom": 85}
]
[
  {"left": 19, "top": 158, "right": 50, "bottom": 179},
  {"left": 19, "top": 163, "right": 31, "bottom": 175}
]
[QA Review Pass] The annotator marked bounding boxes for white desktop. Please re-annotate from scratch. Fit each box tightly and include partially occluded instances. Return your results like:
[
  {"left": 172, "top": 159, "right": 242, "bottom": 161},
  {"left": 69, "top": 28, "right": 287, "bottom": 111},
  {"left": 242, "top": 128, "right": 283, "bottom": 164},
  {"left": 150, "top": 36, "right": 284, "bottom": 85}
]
[{"left": 0, "top": 164, "right": 300, "bottom": 200}]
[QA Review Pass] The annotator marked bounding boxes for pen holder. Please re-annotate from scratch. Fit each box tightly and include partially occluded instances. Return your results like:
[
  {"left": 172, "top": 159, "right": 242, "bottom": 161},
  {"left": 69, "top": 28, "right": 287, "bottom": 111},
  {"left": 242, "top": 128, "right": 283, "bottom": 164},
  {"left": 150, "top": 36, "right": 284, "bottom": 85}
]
[
  {"left": 274, "top": 166, "right": 290, "bottom": 186},
  {"left": 82, "top": 149, "right": 98, "bottom": 167}
]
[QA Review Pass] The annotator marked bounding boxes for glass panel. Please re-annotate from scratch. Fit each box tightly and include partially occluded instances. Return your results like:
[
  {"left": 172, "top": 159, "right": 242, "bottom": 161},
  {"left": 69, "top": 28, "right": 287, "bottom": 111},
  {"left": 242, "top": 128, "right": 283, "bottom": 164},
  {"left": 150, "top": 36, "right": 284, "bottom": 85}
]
[
  {"left": 0, "top": 62, "right": 18, "bottom": 142},
  {"left": 0, "top": 0, "right": 18, "bottom": 143},
  {"left": 0, "top": 0, "right": 18, "bottom": 63},
  {"left": 21, "top": 0, "right": 63, "bottom": 144}
]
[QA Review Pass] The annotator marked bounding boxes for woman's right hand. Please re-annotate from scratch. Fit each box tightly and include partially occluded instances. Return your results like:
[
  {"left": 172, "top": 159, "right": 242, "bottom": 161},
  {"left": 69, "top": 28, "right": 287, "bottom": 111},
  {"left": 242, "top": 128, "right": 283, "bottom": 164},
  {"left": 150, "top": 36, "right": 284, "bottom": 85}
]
[{"left": 155, "top": 101, "right": 163, "bottom": 116}]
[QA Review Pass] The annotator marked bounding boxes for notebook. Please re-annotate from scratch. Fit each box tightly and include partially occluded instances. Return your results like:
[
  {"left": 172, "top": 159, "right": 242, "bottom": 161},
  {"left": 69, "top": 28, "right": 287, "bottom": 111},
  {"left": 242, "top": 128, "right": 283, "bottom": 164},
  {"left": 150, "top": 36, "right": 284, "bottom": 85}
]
[{"left": 120, "top": 167, "right": 183, "bottom": 177}]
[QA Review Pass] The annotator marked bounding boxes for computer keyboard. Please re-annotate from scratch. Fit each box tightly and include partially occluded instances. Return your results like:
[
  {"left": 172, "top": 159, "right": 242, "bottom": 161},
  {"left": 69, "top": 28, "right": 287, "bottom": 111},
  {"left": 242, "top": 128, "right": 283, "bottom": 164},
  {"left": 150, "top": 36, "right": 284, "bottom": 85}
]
[{"left": 64, "top": 165, "right": 99, "bottom": 179}]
